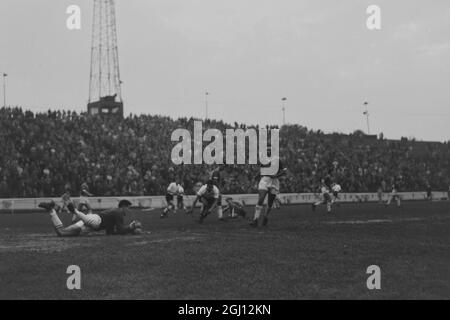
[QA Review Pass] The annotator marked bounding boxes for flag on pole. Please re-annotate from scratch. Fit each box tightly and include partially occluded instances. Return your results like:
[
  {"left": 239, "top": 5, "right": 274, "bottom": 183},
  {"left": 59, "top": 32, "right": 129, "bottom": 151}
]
[{"left": 2, "top": 73, "right": 7, "bottom": 77}]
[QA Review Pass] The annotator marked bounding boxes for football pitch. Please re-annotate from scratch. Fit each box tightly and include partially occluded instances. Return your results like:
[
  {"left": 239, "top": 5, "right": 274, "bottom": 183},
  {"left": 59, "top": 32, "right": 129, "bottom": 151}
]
[{"left": 0, "top": 201, "right": 449, "bottom": 300}]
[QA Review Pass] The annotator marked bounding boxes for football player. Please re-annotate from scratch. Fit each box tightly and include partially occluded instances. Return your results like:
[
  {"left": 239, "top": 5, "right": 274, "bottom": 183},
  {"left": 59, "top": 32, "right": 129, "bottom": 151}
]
[
  {"left": 312, "top": 179, "right": 333, "bottom": 213},
  {"left": 39, "top": 199, "right": 142, "bottom": 236},
  {"left": 161, "top": 179, "right": 183, "bottom": 218},
  {"left": 385, "top": 181, "right": 402, "bottom": 208},
  {"left": 188, "top": 180, "right": 220, "bottom": 224},
  {"left": 250, "top": 155, "right": 287, "bottom": 227},
  {"left": 210, "top": 166, "right": 225, "bottom": 220},
  {"left": 176, "top": 184, "right": 187, "bottom": 212},
  {"left": 223, "top": 197, "right": 247, "bottom": 219},
  {"left": 39, "top": 201, "right": 94, "bottom": 237},
  {"left": 331, "top": 182, "right": 342, "bottom": 205}
]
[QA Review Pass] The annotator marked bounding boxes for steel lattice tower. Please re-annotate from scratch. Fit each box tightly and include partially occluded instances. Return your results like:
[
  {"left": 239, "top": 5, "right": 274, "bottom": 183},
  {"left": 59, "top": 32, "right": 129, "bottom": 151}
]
[{"left": 88, "top": 0, "right": 124, "bottom": 117}]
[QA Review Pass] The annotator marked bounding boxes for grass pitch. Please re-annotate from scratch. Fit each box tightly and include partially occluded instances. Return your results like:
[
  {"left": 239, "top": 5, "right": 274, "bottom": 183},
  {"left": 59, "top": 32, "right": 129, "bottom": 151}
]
[{"left": 0, "top": 201, "right": 449, "bottom": 300}]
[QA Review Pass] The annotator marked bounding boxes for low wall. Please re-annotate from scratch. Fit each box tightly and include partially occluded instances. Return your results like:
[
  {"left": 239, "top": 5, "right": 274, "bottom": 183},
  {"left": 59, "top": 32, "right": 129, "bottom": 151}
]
[{"left": 0, "top": 191, "right": 448, "bottom": 213}]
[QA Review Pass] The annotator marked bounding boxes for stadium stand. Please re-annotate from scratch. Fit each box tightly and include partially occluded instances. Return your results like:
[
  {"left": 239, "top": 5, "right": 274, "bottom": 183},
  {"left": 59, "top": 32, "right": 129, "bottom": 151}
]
[{"left": 0, "top": 107, "right": 449, "bottom": 198}]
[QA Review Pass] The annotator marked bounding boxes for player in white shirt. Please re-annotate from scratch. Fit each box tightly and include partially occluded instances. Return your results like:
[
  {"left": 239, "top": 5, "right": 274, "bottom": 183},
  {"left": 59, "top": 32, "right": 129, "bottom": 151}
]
[
  {"left": 331, "top": 183, "right": 342, "bottom": 205},
  {"left": 188, "top": 180, "right": 220, "bottom": 224},
  {"left": 385, "top": 182, "right": 402, "bottom": 208},
  {"left": 161, "top": 180, "right": 184, "bottom": 218},
  {"left": 250, "top": 156, "right": 287, "bottom": 227},
  {"left": 312, "top": 179, "right": 333, "bottom": 213}
]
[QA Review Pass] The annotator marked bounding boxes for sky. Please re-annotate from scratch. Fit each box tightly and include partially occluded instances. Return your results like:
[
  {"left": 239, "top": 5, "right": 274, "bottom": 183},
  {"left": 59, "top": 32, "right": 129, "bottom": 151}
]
[{"left": 0, "top": 0, "right": 449, "bottom": 141}]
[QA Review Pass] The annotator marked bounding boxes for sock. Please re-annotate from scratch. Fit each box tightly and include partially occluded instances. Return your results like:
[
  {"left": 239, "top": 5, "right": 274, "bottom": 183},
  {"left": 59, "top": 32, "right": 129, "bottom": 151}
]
[
  {"left": 49, "top": 210, "right": 63, "bottom": 229},
  {"left": 217, "top": 206, "right": 223, "bottom": 219},
  {"left": 231, "top": 208, "right": 237, "bottom": 218},
  {"left": 254, "top": 205, "right": 262, "bottom": 220}
]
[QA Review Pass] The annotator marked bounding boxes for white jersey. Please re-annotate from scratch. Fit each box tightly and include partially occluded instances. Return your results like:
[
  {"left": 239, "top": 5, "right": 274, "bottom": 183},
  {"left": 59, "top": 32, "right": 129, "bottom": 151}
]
[
  {"left": 332, "top": 184, "right": 341, "bottom": 193},
  {"left": 320, "top": 186, "right": 330, "bottom": 195},
  {"left": 197, "top": 185, "right": 220, "bottom": 199},
  {"left": 167, "top": 183, "right": 183, "bottom": 196}
]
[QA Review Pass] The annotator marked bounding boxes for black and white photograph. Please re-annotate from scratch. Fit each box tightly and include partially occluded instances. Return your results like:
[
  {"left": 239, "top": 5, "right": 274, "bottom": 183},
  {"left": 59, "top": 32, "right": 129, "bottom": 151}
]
[{"left": 0, "top": 0, "right": 449, "bottom": 304}]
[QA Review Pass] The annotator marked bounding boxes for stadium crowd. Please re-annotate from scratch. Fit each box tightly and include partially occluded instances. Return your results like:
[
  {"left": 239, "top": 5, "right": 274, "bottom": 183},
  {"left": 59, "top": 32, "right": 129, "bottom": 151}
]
[{"left": 0, "top": 107, "right": 449, "bottom": 198}]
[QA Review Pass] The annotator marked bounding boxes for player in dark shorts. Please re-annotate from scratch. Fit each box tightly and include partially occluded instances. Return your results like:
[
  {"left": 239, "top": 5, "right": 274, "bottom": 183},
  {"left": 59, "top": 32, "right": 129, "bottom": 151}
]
[
  {"left": 95, "top": 200, "right": 141, "bottom": 235},
  {"left": 210, "top": 166, "right": 225, "bottom": 220},
  {"left": 189, "top": 180, "right": 220, "bottom": 224}
]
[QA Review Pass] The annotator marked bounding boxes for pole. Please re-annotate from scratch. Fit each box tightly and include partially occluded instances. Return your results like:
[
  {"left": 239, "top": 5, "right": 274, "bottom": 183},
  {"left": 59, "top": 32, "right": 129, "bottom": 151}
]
[
  {"left": 205, "top": 91, "right": 209, "bottom": 120},
  {"left": 282, "top": 97, "right": 287, "bottom": 126},
  {"left": 364, "top": 102, "right": 370, "bottom": 135},
  {"left": 2, "top": 73, "right": 6, "bottom": 108}
]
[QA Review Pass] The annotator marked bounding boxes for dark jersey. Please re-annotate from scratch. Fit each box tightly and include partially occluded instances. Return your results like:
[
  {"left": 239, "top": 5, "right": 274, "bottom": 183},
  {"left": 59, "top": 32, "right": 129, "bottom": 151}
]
[
  {"left": 210, "top": 169, "right": 222, "bottom": 187},
  {"left": 98, "top": 209, "right": 133, "bottom": 235}
]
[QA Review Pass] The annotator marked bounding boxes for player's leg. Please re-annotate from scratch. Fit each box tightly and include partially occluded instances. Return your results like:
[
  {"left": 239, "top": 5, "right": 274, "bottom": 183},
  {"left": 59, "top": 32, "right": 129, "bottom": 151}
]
[
  {"left": 386, "top": 194, "right": 392, "bottom": 206},
  {"left": 261, "top": 192, "right": 277, "bottom": 226},
  {"left": 252, "top": 191, "right": 267, "bottom": 225},
  {"left": 162, "top": 194, "right": 175, "bottom": 218},
  {"left": 39, "top": 202, "right": 83, "bottom": 237},
  {"left": 312, "top": 197, "right": 323, "bottom": 211},
  {"left": 251, "top": 190, "right": 267, "bottom": 226},
  {"left": 262, "top": 178, "right": 279, "bottom": 226},
  {"left": 217, "top": 195, "right": 225, "bottom": 221},
  {"left": 198, "top": 199, "right": 213, "bottom": 224},
  {"left": 67, "top": 204, "right": 102, "bottom": 230},
  {"left": 325, "top": 194, "right": 332, "bottom": 213},
  {"left": 251, "top": 177, "right": 270, "bottom": 226},
  {"left": 395, "top": 195, "right": 401, "bottom": 208}
]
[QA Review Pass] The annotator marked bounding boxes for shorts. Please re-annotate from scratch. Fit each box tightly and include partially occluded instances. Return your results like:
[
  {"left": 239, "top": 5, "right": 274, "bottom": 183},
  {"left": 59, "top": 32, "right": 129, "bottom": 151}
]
[
  {"left": 323, "top": 193, "right": 332, "bottom": 203},
  {"left": 200, "top": 197, "right": 217, "bottom": 211},
  {"left": 166, "top": 194, "right": 174, "bottom": 203},
  {"left": 258, "top": 176, "right": 280, "bottom": 195}
]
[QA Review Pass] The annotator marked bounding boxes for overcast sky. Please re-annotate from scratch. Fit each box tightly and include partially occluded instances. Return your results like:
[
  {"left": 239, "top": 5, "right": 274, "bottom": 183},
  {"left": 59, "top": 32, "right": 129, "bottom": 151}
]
[{"left": 1, "top": 0, "right": 449, "bottom": 141}]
